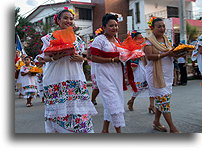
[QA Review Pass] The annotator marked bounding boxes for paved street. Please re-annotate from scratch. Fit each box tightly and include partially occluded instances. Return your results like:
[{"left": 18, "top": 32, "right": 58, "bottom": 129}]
[{"left": 15, "top": 80, "right": 202, "bottom": 133}]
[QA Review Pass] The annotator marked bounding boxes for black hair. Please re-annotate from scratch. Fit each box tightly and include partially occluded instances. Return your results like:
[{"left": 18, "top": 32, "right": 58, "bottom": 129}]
[
  {"left": 24, "top": 56, "right": 32, "bottom": 61},
  {"left": 58, "top": 9, "right": 74, "bottom": 20},
  {"left": 102, "top": 13, "right": 118, "bottom": 27},
  {"left": 131, "top": 32, "right": 141, "bottom": 39},
  {"left": 152, "top": 18, "right": 163, "bottom": 27}
]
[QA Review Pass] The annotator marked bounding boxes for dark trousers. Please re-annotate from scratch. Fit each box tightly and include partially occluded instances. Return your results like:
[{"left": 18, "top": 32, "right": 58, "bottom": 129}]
[{"left": 178, "top": 63, "right": 187, "bottom": 84}]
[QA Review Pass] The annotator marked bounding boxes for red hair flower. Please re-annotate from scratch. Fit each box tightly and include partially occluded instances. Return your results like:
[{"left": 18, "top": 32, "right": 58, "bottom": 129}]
[{"left": 54, "top": 14, "right": 59, "bottom": 25}]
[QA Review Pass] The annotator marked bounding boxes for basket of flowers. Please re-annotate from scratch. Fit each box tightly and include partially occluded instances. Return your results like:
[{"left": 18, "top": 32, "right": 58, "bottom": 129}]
[
  {"left": 173, "top": 44, "right": 195, "bottom": 57},
  {"left": 29, "top": 66, "right": 43, "bottom": 75},
  {"left": 44, "top": 27, "right": 76, "bottom": 56}
]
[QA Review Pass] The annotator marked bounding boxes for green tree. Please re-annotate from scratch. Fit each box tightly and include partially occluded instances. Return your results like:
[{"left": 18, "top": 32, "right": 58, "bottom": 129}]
[
  {"left": 186, "top": 22, "right": 199, "bottom": 43},
  {"left": 15, "top": 8, "right": 46, "bottom": 58},
  {"left": 15, "top": 7, "right": 33, "bottom": 40}
]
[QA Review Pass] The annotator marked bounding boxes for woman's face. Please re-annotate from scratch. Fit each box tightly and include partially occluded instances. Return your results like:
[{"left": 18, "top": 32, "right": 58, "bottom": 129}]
[
  {"left": 153, "top": 21, "right": 166, "bottom": 36},
  {"left": 58, "top": 12, "right": 74, "bottom": 29},
  {"left": 104, "top": 19, "right": 119, "bottom": 36}
]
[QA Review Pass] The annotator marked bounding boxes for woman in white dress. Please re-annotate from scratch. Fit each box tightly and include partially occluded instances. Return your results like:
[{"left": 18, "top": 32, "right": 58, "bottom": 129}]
[
  {"left": 144, "top": 18, "right": 179, "bottom": 133},
  {"left": 91, "top": 14, "right": 126, "bottom": 133},
  {"left": 42, "top": 8, "right": 97, "bottom": 133},
  {"left": 126, "top": 31, "right": 155, "bottom": 113}
]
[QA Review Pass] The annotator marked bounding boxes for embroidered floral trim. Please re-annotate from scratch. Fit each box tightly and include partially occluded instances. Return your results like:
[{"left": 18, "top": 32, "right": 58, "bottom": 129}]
[
  {"left": 44, "top": 80, "right": 90, "bottom": 105},
  {"left": 22, "top": 65, "right": 32, "bottom": 72},
  {"left": 23, "top": 85, "right": 37, "bottom": 89},
  {"left": 155, "top": 94, "right": 171, "bottom": 112},
  {"left": 45, "top": 114, "right": 93, "bottom": 133},
  {"left": 135, "top": 81, "right": 148, "bottom": 91}
]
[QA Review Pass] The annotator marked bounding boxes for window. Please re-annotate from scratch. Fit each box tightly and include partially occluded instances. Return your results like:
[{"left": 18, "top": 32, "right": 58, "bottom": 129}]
[
  {"left": 34, "top": 19, "right": 43, "bottom": 27},
  {"left": 45, "top": 15, "right": 54, "bottom": 26},
  {"left": 78, "top": 8, "right": 92, "bottom": 20},
  {"left": 167, "top": 6, "right": 179, "bottom": 18},
  {"left": 129, "top": 9, "right": 134, "bottom": 30},
  {"left": 135, "top": 2, "right": 140, "bottom": 23}
]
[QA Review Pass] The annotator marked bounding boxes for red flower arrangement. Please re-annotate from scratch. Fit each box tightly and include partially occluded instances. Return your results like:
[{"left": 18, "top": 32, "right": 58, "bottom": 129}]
[
  {"left": 115, "top": 34, "right": 146, "bottom": 62},
  {"left": 44, "top": 26, "right": 76, "bottom": 56}
]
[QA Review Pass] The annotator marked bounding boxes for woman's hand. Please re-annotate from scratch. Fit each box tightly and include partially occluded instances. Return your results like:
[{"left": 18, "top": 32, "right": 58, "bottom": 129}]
[
  {"left": 69, "top": 54, "right": 84, "bottom": 62},
  {"left": 167, "top": 48, "right": 175, "bottom": 57},
  {"left": 113, "top": 56, "right": 120, "bottom": 62},
  {"left": 52, "top": 51, "right": 67, "bottom": 60}
]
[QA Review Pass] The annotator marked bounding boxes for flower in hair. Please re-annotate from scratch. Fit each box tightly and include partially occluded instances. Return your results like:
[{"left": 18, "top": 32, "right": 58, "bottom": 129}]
[
  {"left": 95, "top": 27, "right": 103, "bottom": 36},
  {"left": 147, "top": 16, "right": 157, "bottom": 29},
  {"left": 131, "top": 30, "right": 137, "bottom": 34},
  {"left": 54, "top": 14, "right": 59, "bottom": 25},
  {"left": 68, "top": 9, "right": 75, "bottom": 15},
  {"left": 63, "top": 7, "right": 75, "bottom": 15}
]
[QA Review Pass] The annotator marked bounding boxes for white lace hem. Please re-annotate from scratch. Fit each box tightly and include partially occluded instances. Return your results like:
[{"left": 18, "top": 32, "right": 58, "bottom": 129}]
[
  {"left": 104, "top": 110, "right": 125, "bottom": 127},
  {"left": 45, "top": 99, "right": 98, "bottom": 118}
]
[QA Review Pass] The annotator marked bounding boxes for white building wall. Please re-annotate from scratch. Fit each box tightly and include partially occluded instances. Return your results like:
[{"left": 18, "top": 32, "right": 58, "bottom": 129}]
[
  {"left": 129, "top": 0, "right": 147, "bottom": 37},
  {"left": 128, "top": 0, "right": 193, "bottom": 38},
  {"left": 28, "top": 4, "right": 93, "bottom": 44},
  {"left": 29, "top": 5, "right": 74, "bottom": 23}
]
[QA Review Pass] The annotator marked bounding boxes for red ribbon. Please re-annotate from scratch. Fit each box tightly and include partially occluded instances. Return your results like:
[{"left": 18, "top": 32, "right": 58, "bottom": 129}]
[
  {"left": 126, "top": 60, "right": 138, "bottom": 92},
  {"left": 90, "top": 47, "right": 119, "bottom": 58}
]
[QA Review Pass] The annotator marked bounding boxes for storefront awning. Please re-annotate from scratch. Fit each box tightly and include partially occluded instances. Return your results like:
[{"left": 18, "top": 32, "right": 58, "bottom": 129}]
[{"left": 172, "top": 18, "right": 202, "bottom": 31}]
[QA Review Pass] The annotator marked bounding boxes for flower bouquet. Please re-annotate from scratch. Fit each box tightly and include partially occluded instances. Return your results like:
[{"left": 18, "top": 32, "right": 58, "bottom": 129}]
[
  {"left": 115, "top": 36, "right": 146, "bottom": 62},
  {"left": 44, "top": 27, "right": 76, "bottom": 56},
  {"left": 173, "top": 44, "right": 195, "bottom": 57}
]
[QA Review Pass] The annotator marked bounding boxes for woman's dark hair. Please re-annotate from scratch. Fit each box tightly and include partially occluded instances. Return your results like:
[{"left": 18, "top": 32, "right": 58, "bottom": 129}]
[
  {"left": 58, "top": 9, "right": 73, "bottom": 20},
  {"left": 24, "top": 56, "right": 32, "bottom": 61},
  {"left": 102, "top": 13, "right": 118, "bottom": 27},
  {"left": 54, "top": 9, "right": 74, "bottom": 25},
  {"left": 131, "top": 32, "right": 141, "bottom": 39},
  {"left": 152, "top": 18, "right": 163, "bottom": 27}
]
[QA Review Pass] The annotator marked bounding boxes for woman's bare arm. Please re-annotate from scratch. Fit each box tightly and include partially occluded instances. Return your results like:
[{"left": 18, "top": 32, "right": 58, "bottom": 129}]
[
  {"left": 144, "top": 45, "right": 173, "bottom": 61},
  {"left": 91, "top": 55, "right": 119, "bottom": 63}
]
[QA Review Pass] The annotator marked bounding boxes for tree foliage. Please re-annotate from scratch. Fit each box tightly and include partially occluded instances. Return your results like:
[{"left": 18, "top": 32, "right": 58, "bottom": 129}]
[
  {"left": 186, "top": 22, "right": 200, "bottom": 43},
  {"left": 15, "top": 7, "right": 53, "bottom": 58}
]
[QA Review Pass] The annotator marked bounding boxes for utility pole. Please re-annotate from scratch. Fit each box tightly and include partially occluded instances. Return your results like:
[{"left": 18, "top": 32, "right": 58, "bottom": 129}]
[{"left": 179, "top": 0, "right": 187, "bottom": 44}]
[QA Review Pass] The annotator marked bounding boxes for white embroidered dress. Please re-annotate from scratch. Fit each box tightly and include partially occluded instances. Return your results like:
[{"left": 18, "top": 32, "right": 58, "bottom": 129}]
[
  {"left": 41, "top": 34, "right": 97, "bottom": 133},
  {"left": 91, "top": 34, "right": 125, "bottom": 127},
  {"left": 145, "top": 41, "right": 174, "bottom": 97}
]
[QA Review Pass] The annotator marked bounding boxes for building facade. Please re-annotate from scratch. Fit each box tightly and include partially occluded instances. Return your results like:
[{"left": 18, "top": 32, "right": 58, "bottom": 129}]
[
  {"left": 92, "top": 0, "right": 129, "bottom": 41},
  {"left": 128, "top": 0, "right": 201, "bottom": 44},
  {"left": 26, "top": 1, "right": 95, "bottom": 43}
]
